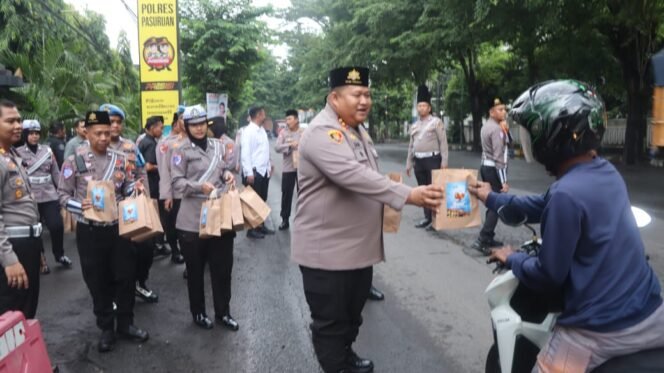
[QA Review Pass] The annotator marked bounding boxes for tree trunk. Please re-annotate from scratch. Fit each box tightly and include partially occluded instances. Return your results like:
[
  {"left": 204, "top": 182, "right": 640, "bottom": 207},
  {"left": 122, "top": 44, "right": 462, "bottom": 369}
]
[
  {"left": 457, "top": 48, "right": 483, "bottom": 151},
  {"left": 623, "top": 76, "right": 648, "bottom": 164}
]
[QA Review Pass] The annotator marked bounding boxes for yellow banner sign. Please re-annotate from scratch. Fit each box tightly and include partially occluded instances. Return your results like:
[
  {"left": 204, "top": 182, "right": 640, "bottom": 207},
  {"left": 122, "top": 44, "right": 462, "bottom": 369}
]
[{"left": 138, "top": 0, "right": 180, "bottom": 126}]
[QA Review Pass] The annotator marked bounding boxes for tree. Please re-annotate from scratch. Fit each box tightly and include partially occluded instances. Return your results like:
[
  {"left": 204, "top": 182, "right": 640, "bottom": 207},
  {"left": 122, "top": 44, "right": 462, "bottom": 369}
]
[{"left": 179, "top": 0, "right": 270, "bottom": 111}]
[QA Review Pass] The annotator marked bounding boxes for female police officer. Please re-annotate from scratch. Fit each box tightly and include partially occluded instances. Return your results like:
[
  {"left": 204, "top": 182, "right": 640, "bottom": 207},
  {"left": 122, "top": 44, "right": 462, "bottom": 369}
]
[
  {"left": 16, "top": 120, "right": 71, "bottom": 272},
  {"left": 171, "top": 105, "right": 239, "bottom": 330}
]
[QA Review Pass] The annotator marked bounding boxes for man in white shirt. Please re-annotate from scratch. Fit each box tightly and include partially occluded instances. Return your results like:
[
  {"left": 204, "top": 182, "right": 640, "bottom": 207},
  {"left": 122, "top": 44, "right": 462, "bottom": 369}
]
[{"left": 241, "top": 106, "right": 274, "bottom": 239}]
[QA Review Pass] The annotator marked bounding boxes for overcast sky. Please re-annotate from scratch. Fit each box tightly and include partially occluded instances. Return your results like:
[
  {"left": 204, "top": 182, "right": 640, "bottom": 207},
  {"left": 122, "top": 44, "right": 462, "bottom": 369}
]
[{"left": 65, "top": 0, "right": 294, "bottom": 64}]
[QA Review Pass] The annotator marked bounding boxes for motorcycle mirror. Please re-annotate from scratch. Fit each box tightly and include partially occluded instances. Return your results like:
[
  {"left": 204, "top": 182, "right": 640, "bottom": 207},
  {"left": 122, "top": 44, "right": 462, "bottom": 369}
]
[
  {"left": 631, "top": 206, "right": 652, "bottom": 228},
  {"left": 497, "top": 205, "right": 528, "bottom": 227}
]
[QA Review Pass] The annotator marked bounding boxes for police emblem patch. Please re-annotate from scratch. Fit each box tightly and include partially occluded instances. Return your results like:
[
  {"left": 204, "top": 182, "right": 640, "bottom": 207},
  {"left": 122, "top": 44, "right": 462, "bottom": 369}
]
[
  {"left": 63, "top": 166, "right": 73, "bottom": 179},
  {"left": 328, "top": 130, "right": 343, "bottom": 144},
  {"left": 159, "top": 143, "right": 169, "bottom": 154},
  {"left": 172, "top": 153, "right": 182, "bottom": 166}
]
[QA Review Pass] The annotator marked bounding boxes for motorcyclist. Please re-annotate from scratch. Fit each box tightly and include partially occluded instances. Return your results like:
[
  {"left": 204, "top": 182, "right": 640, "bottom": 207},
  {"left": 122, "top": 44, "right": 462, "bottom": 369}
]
[{"left": 469, "top": 80, "right": 664, "bottom": 372}]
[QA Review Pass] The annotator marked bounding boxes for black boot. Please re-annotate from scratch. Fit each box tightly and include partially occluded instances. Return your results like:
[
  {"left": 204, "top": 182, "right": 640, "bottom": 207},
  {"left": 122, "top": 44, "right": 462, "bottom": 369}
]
[
  {"left": 344, "top": 347, "right": 374, "bottom": 373},
  {"left": 117, "top": 325, "right": 149, "bottom": 343},
  {"left": 193, "top": 314, "right": 213, "bottom": 329},
  {"left": 414, "top": 219, "right": 431, "bottom": 229},
  {"left": 135, "top": 282, "right": 159, "bottom": 303},
  {"left": 367, "top": 286, "right": 384, "bottom": 301},
  {"left": 216, "top": 314, "right": 239, "bottom": 331}
]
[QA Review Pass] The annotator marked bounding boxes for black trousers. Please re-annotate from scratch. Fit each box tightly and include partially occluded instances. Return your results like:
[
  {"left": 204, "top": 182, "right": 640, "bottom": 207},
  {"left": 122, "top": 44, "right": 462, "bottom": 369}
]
[
  {"left": 159, "top": 198, "right": 181, "bottom": 256},
  {"left": 301, "top": 265, "right": 373, "bottom": 373},
  {"left": 178, "top": 230, "right": 234, "bottom": 317},
  {"left": 135, "top": 240, "right": 154, "bottom": 286},
  {"left": 280, "top": 171, "right": 298, "bottom": 221},
  {"left": 38, "top": 200, "right": 64, "bottom": 259},
  {"left": 479, "top": 166, "right": 503, "bottom": 241},
  {"left": 76, "top": 223, "right": 136, "bottom": 331},
  {"left": 413, "top": 154, "right": 442, "bottom": 221},
  {"left": 0, "top": 237, "right": 42, "bottom": 318}
]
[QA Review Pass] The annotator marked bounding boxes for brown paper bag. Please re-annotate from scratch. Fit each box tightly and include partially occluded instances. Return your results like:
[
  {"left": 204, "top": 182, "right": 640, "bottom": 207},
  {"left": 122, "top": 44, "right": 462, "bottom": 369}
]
[
  {"left": 292, "top": 150, "right": 300, "bottom": 169},
  {"left": 131, "top": 199, "right": 164, "bottom": 242},
  {"left": 239, "top": 186, "right": 271, "bottom": 229},
  {"left": 61, "top": 208, "right": 77, "bottom": 233},
  {"left": 199, "top": 190, "right": 223, "bottom": 238},
  {"left": 228, "top": 185, "right": 245, "bottom": 231},
  {"left": 383, "top": 173, "right": 403, "bottom": 233},
  {"left": 219, "top": 192, "right": 232, "bottom": 232},
  {"left": 83, "top": 180, "right": 118, "bottom": 223},
  {"left": 119, "top": 192, "right": 152, "bottom": 238},
  {"left": 431, "top": 169, "right": 481, "bottom": 231}
]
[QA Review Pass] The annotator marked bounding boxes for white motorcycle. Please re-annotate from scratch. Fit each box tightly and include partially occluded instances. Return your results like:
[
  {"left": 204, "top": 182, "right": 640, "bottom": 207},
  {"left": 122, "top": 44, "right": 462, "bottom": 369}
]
[{"left": 484, "top": 205, "right": 664, "bottom": 373}]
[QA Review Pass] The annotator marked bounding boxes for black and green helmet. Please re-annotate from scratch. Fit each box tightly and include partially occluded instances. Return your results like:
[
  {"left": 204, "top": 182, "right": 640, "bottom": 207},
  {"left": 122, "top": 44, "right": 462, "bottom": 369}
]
[{"left": 509, "top": 79, "right": 607, "bottom": 172}]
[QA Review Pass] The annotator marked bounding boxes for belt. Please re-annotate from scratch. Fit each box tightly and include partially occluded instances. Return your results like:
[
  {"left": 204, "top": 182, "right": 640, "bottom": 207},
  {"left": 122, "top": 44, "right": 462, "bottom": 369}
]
[
  {"left": 6, "top": 224, "right": 42, "bottom": 238},
  {"left": 28, "top": 175, "right": 52, "bottom": 185},
  {"left": 414, "top": 151, "right": 440, "bottom": 159},
  {"left": 75, "top": 215, "right": 118, "bottom": 227},
  {"left": 482, "top": 159, "right": 497, "bottom": 167}
]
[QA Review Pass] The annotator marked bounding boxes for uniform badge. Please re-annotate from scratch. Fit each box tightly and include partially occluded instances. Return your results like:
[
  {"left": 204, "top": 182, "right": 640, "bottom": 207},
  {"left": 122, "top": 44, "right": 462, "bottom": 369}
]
[
  {"left": 159, "top": 143, "right": 169, "bottom": 154},
  {"left": 14, "top": 189, "right": 23, "bottom": 199},
  {"left": 115, "top": 159, "right": 123, "bottom": 167},
  {"left": 226, "top": 143, "right": 234, "bottom": 153},
  {"left": 172, "top": 153, "right": 182, "bottom": 166},
  {"left": 328, "top": 130, "right": 343, "bottom": 144},
  {"left": 63, "top": 165, "right": 73, "bottom": 179},
  {"left": 123, "top": 142, "right": 133, "bottom": 150},
  {"left": 14, "top": 178, "right": 23, "bottom": 187},
  {"left": 7, "top": 161, "right": 16, "bottom": 170},
  {"left": 115, "top": 171, "right": 125, "bottom": 181}
]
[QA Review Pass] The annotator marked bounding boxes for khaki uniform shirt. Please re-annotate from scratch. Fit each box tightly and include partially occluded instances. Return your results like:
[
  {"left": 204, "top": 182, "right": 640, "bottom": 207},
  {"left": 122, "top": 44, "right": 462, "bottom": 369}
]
[
  {"left": 275, "top": 127, "right": 304, "bottom": 173},
  {"left": 406, "top": 115, "right": 449, "bottom": 170},
  {"left": 171, "top": 138, "right": 231, "bottom": 233},
  {"left": 0, "top": 148, "right": 39, "bottom": 267},
  {"left": 481, "top": 118, "right": 509, "bottom": 183},
  {"left": 291, "top": 104, "right": 411, "bottom": 271},
  {"left": 15, "top": 145, "right": 60, "bottom": 203},
  {"left": 157, "top": 134, "right": 186, "bottom": 200},
  {"left": 58, "top": 145, "right": 135, "bottom": 219}
]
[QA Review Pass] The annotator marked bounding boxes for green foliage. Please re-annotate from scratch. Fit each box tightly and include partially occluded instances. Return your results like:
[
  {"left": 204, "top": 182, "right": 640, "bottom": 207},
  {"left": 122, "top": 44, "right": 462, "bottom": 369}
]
[{"left": 0, "top": 0, "right": 141, "bottom": 134}]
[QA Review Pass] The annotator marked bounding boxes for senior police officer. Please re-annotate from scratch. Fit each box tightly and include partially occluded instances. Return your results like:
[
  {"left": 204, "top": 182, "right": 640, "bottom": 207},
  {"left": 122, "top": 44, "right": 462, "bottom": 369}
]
[
  {"left": 171, "top": 105, "right": 239, "bottom": 331},
  {"left": 157, "top": 109, "right": 186, "bottom": 265},
  {"left": 0, "top": 100, "right": 45, "bottom": 318},
  {"left": 406, "top": 84, "right": 449, "bottom": 229},
  {"left": 59, "top": 110, "right": 149, "bottom": 352},
  {"left": 274, "top": 109, "right": 303, "bottom": 230},
  {"left": 291, "top": 67, "right": 444, "bottom": 373},
  {"left": 99, "top": 103, "right": 162, "bottom": 303},
  {"left": 16, "top": 120, "right": 72, "bottom": 269},
  {"left": 471, "top": 97, "right": 510, "bottom": 255}
]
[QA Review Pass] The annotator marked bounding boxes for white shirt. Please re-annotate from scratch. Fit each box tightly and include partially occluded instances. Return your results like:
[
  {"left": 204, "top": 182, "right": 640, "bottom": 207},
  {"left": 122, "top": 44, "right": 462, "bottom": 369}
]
[{"left": 241, "top": 122, "right": 271, "bottom": 177}]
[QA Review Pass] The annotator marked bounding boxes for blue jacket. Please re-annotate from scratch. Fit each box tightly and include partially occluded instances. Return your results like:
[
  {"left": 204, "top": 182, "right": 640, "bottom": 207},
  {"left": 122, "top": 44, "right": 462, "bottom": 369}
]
[{"left": 486, "top": 157, "right": 662, "bottom": 332}]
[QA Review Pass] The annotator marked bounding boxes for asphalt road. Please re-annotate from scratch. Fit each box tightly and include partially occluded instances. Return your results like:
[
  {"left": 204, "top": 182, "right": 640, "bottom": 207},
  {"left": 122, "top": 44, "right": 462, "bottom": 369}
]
[{"left": 37, "top": 142, "right": 664, "bottom": 373}]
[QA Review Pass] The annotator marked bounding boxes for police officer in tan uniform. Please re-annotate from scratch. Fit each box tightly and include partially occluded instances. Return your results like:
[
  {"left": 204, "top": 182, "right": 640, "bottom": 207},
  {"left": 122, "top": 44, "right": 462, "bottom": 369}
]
[
  {"left": 16, "top": 120, "right": 71, "bottom": 270},
  {"left": 274, "top": 109, "right": 303, "bottom": 230},
  {"left": 100, "top": 103, "right": 161, "bottom": 303},
  {"left": 406, "top": 85, "right": 449, "bottom": 229},
  {"left": 471, "top": 97, "right": 510, "bottom": 255},
  {"left": 208, "top": 116, "right": 237, "bottom": 169},
  {"left": 291, "top": 67, "right": 444, "bottom": 373},
  {"left": 157, "top": 109, "right": 186, "bottom": 265},
  {"left": 59, "top": 110, "right": 149, "bottom": 352},
  {"left": 0, "top": 100, "right": 44, "bottom": 319},
  {"left": 170, "top": 105, "right": 238, "bottom": 331}
]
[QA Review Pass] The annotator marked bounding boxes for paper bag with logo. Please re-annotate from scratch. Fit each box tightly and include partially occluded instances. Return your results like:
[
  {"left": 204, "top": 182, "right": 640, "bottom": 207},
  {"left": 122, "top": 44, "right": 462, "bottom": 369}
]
[
  {"left": 431, "top": 169, "right": 481, "bottom": 231},
  {"left": 228, "top": 185, "right": 245, "bottom": 231},
  {"left": 199, "top": 190, "right": 224, "bottom": 238},
  {"left": 239, "top": 186, "right": 271, "bottom": 229},
  {"left": 84, "top": 180, "right": 118, "bottom": 223},
  {"left": 383, "top": 172, "right": 403, "bottom": 233},
  {"left": 118, "top": 191, "right": 152, "bottom": 238},
  {"left": 131, "top": 199, "right": 164, "bottom": 242}
]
